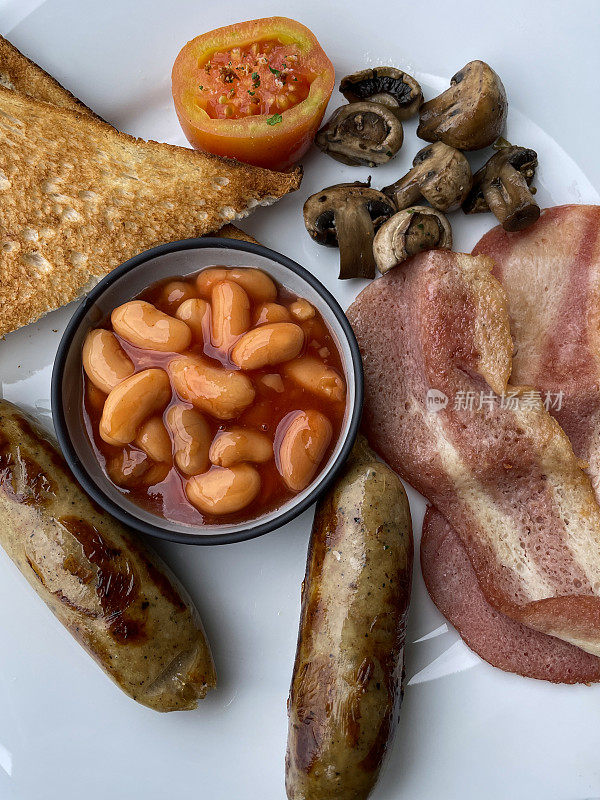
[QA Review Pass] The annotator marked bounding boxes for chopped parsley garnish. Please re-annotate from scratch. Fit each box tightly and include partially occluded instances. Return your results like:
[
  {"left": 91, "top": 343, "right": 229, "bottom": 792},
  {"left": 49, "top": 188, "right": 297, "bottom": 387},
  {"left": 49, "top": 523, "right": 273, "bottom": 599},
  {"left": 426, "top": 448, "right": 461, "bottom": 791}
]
[
  {"left": 269, "top": 66, "right": 281, "bottom": 76},
  {"left": 248, "top": 90, "right": 255, "bottom": 96},
  {"left": 252, "top": 72, "right": 260, "bottom": 86},
  {"left": 198, "top": 84, "right": 203, "bottom": 90},
  {"left": 266, "top": 113, "right": 283, "bottom": 126}
]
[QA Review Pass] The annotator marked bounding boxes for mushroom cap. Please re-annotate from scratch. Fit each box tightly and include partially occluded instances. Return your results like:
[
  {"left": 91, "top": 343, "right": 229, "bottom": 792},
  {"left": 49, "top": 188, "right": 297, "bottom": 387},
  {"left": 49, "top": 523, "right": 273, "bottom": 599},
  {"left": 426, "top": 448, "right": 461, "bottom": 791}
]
[
  {"left": 303, "top": 182, "right": 396, "bottom": 246},
  {"left": 373, "top": 206, "right": 453, "bottom": 274},
  {"left": 340, "top": 67, "right": 423, "bottom": 120},
  {"left": 462, "top": 144, "right": 538, "bottom": 214},
  {"left": 417, "top": 60, "right": 508, "bottom": 151},
  {"left": 315, "top": 102, "right": 404, "bottom": 167},
  {"left": 383, "top": 141, "right": 473, "bottom": 212}
]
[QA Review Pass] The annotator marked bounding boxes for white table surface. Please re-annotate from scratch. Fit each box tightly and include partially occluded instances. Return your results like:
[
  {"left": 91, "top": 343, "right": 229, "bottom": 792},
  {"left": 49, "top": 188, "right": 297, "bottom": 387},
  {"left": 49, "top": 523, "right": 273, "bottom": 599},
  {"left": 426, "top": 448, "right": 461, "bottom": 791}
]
[{"left": 0, "top": 2, "right": 598, "bottom": 799}]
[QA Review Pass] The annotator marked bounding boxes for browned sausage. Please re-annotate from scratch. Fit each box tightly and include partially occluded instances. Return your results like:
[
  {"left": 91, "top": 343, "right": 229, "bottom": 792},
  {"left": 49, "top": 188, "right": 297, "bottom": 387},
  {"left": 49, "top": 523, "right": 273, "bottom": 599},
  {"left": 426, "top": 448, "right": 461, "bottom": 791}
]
[
  {"left": 286, "top": 436, "right": 413, "bottom": 799},
  {"left": 0, "top": 399, "right": 215, "bottom": 711}
]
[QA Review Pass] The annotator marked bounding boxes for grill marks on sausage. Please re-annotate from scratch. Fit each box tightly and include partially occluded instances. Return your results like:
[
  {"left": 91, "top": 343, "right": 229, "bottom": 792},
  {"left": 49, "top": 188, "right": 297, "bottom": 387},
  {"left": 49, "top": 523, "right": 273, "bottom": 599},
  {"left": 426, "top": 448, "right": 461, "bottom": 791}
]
[
  {"left": 0, "top": 431, "right": 17, "bottom": 496},
  {"left": 290, "top": 497, "right": 343, "bottom": 774},
  {"left": 58, "top": 516, "right": 146, "bottom": 643},
  {"left": 356, "top": 609, "right": 403, "bottom": 773},
  {"left": 62, "top": 554, "right": 94, "bottom": 584},
  {"left": 0, "top": 430, "right": 56, "bottom": 506},
  {"left": 19, "top": 452, "right": 57, "bottom": 504},
  {"left": 291, "top": 658, "right": 335, "bottom": 773},
  {"left": 122, "top": 531, "right": 187, "bottom": 611},
  {"left": 5, "top": 407, "right": 185, "bottom": 633},
  {"left": 287, "top": 454, "right": 411, "bottom": 796},
  {"left": 16, "top": 416, "right": 72, "bottom": 479},
  {"left": 0, "top": 401, "right": 216, "bottom": 709}
]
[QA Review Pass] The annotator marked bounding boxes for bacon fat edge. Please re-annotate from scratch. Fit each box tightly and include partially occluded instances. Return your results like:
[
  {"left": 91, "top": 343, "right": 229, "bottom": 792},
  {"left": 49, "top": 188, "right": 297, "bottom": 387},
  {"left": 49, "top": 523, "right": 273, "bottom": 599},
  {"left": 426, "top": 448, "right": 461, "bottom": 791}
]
[{"left": 348, "top": 247, "right": 600, "bottom": 657}]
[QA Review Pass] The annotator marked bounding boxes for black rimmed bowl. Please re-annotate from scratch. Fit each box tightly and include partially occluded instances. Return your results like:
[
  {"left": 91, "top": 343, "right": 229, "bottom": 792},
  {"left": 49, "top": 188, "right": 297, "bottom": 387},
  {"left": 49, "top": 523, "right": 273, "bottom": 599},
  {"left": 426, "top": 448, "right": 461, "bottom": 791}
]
[{"left": 51, "top": 237, "right": 363, "bottom": 545}]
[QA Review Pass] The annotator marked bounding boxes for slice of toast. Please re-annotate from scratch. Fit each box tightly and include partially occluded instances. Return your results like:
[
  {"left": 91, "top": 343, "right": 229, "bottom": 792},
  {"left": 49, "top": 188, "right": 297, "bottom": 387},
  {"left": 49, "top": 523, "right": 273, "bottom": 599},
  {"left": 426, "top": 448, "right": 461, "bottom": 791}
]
[
  {"left": 0, "top": 34, "right": 100, "bottom": 118},
  {"left": 0, "top": 34, "right": 257, "bottom": 249},
  {"left": 0, "top": 86, "right": 300, "bottom": 335}
]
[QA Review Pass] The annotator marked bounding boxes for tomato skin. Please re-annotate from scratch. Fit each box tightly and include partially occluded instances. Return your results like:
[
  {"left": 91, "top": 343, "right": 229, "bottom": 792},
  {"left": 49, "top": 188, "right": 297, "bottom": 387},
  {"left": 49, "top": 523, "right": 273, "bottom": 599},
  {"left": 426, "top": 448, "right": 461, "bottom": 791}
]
[{"left": 172, "top": 17, "right": 335, "bottom": 170}]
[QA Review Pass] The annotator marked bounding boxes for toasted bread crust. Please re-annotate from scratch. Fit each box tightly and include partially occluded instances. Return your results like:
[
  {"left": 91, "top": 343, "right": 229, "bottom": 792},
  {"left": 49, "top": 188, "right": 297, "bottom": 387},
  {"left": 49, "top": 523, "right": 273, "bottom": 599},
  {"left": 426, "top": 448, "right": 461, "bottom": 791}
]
[
  {"left": 0, "top": 34, "right": 100, "bottom": 118},
  {"left": 215, "top": 223, "right": 258, "bottom": 244},
  {"left": 0, "top": 86, "right": 300, "bottom": 335},
  {"left": 0, "top": 34, "right": 256, "bottom": 250}
]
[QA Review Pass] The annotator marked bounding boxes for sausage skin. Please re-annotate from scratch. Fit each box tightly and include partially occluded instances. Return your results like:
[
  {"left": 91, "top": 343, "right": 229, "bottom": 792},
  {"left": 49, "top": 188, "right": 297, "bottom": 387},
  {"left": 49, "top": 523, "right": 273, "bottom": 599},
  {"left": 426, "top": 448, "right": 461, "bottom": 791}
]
[
  {"left": 286, "top": 437, "right": 413, "bottom": 799},
  {"left": 0, "top": 400, "right": 216, "bottom": 711}
]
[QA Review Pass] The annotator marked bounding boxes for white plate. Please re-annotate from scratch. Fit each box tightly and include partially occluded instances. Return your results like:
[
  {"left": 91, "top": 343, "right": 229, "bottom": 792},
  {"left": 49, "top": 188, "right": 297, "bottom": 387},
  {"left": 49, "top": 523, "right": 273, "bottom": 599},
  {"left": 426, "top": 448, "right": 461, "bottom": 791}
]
[{"left": 0, "top": 2, "right": 599, "bottom": 799}]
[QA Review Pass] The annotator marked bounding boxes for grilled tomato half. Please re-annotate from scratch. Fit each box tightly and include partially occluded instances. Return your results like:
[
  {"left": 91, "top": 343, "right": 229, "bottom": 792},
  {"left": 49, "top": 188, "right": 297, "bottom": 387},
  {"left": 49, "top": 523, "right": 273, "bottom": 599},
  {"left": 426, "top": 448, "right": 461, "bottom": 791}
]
[{"left": 172, "top": 17, "right": 335, "bottom": 170}]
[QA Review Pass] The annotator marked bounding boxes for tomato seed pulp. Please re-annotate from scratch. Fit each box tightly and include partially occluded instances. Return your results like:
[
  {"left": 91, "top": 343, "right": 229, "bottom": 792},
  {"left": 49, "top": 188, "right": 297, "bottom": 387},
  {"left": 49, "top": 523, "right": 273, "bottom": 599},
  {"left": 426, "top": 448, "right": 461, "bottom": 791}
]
[{"left": 197, "top": 40, "right": 312, "bottom": 120}]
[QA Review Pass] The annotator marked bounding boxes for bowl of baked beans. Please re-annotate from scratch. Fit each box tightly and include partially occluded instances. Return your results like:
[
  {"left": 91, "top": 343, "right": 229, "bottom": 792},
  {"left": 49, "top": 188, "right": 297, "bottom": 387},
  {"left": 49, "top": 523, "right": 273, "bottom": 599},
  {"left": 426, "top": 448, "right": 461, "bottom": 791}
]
[{"left": 52, "top": 237, "right": 363, "bottom": 544}]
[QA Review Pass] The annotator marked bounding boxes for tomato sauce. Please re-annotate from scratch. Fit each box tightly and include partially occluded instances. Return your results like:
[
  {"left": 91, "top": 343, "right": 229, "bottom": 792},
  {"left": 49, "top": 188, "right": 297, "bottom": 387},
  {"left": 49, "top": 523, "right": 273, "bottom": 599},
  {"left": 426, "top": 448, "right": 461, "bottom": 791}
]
[{"left": 82, "top": 267, "right": 347, "bottom": 528}]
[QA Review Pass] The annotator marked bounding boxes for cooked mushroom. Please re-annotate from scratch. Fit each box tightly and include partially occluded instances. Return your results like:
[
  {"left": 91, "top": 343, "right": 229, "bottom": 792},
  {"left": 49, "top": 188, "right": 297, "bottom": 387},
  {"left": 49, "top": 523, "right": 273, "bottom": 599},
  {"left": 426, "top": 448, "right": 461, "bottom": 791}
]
[
  {"left": 417, "top": 61, "right": 508, "bottom": 151},
  {"left": 383, "top": 142, "right": 472, "bottom": 212},
  {"left": 303, "top": 182, "right": 396, "bottom": 279},
  {"left": 462, "top": 142, "right": 539, "bottom": 231},
  {"left": 339, "top": 67, "right": 423, "bottom": 120},
  {"left": 373, "top": 206, "right": 453, "bottom": 274},
  {"left": 315, "top": 102, "right": 404, "bottom": 167}
]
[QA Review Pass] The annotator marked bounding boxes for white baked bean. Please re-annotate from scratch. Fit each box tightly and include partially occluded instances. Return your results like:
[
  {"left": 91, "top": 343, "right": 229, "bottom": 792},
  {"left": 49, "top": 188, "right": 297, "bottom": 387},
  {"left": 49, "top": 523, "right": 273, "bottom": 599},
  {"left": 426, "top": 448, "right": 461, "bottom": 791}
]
[
  {"left": 209, "top": 428, "right": 272, "bottom": 468},
  {"left": 166, "top": 405, "right": 212, "bottom": 475},
  {"left": 196, "top": 267, "right": 276, "bottom": 302},
  {"left": 289, "top": 298, "right": 315, "bottom": 321},
  {"left": 135, "top": 416, "right": 172, "bottom": 463},
  {"left": 253, "top": 302, "right": 291, "bottom": 325},
  {"left": 283, "top": 356, "right": 346, "bottom": 402},
  {"left": 175, "top": 298, "right": 209, "bottom": 343},
  {"left": 231, "top": 323, "right": 304, "bottom": 370},
  {"left": 106, "top": 447, "right": 150, "bottom": 488},
  {"left": 186, "top": 464, "right": 261, "bottom": 515},
  {"left": 276, "top": 410, "right": 332, "bottom": 492},
  {"left": 112, "top": 300, "right": 191, "bottom": 352},
  {"left": 211, "top": 280, "right": 250, "bottom": 350},
  {"left": 169, "top": 355, "right": 255, "bottom": 419},
  {"left": 159, "top": 280, "right": 196, "bottom": 313},
  {"left": 106, "top": 448, "right": 169, "bottom": 488},
  {"left": 141, "top": 461, "right": 171, "bottom": 487},
  {"left": 259, "top": 373, "right": 285, "bottom": 393},
  {"left": 83, "top": 329, "right": 134, "bottom": 394},
  {"left": 86, "top": 381, "right": 108, "bottom": 412},
  {"left": 99, "top": 368, "right": 171, "bottom": 445}
]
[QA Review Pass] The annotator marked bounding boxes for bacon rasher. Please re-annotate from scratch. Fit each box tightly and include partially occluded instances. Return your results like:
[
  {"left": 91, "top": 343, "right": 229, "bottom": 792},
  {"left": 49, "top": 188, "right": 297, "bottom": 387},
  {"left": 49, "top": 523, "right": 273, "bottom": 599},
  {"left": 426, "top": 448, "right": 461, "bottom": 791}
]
[
  {"left": 421, "top": 507, "right": 600, "bottom": 683},
  {"left": 420, "top": 205, "right": 600, "bottom": 680},
  {"left": 347, "top": 247, "right": 600, "bottom": 657},
  {"left": 476, "top": 204, "right": 600, "bottom": 490}
]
